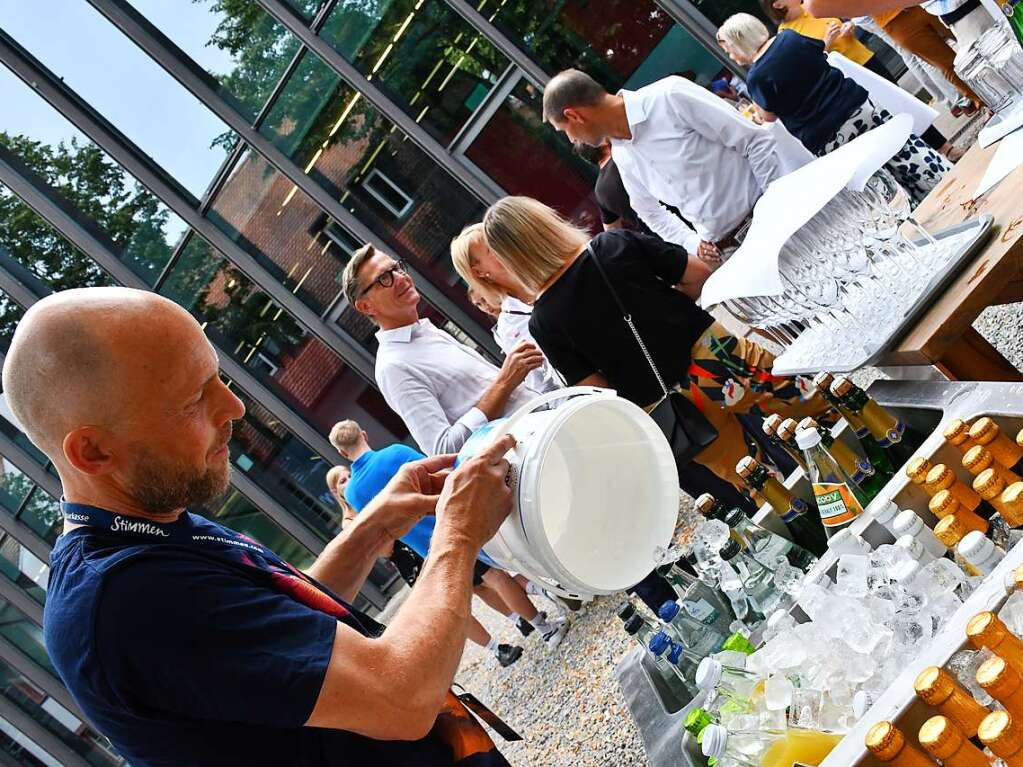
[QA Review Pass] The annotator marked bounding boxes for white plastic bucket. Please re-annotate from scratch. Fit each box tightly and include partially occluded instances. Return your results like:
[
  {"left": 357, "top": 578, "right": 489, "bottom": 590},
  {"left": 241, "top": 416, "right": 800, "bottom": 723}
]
[{"left": 456, "top": 387, "right": 680, "bottom": 598}]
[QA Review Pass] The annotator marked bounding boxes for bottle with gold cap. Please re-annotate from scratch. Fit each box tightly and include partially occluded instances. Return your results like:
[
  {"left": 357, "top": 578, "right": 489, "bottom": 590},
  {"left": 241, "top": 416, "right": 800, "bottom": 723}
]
[
  {"left": 799, "top": 416, "right": 885, "bottom": 501},
  {"left": 1002, "top": 482, "right": 1023, "bottom": 527},
  {"left": 907, "top": 456, "right": 934, "bottom": 492},
  {"left": 965, "top": 446, "right": 1022, "bottom": 489},
  {"left": 811, "top": 372, "right": 896, "bottom": 479},
  {"left": 762, "top": 414, "right": 807, "bottom": 473},
  {"left": 927, "top": 464, "right": 995, "bottom": 520},
  {"left": 831, "top": 376, "right": 924, "bottom": 467},
  {"left": 718, "top": 499, "right": 819, "bottom": 572},
  {"left": 969, "top": 417, "right": 1023, "bottom": 475},
  {"left": 979, "top": 710, "right": 1023, "bottom": 767},
  {"left": 967, "top": 612, "right": 1023, "bottom": 676},
  {"left": 929, "top": 490, "right": 990, "bottom": 531},
  {"left": 914, "top": 666, "right": 991, "bottom": 738},
  {"left": 918, "top": 715, "right": 991, "bottom": 767},
  {"left": 865, "top": 721, "right": 939, "bottom": 767},
  {"left": 736, "top": 456, "right": 828, "bottom": 556},
  {"left": 932, "top": 504, "right": 990, "bottom": 577},
  {"left": 976, "top": 655, "right": 1023, "bottom": 720},
  {"left": 945, "top": 419, "right": 981, "bottom": 456},
  {"left": 973, "top": 468, "right": 1015, "bottom": 519}
]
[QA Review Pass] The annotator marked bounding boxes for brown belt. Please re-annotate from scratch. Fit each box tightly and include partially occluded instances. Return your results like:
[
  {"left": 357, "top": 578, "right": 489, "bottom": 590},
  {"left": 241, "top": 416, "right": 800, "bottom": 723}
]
[{"left": 714, "top": 213, "right": 754, "bottom": 252}]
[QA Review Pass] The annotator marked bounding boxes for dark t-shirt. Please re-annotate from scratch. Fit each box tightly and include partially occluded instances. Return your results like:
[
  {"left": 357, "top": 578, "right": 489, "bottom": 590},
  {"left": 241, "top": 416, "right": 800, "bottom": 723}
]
[
  {"left": 529, "top": 229, "right": 714, "bottom": 406},
  {"left": 747, "top": 30, "right": 868, "bottom": 155},
  {"left": 44, "top": 505, "right": 508, "bottom": 767}
]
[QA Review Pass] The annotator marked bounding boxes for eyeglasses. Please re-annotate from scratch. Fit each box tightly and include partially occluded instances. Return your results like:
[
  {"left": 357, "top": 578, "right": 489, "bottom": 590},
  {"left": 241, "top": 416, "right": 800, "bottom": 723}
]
[{"left": 358, "top": 259, "right": 408, "bottom": 299}]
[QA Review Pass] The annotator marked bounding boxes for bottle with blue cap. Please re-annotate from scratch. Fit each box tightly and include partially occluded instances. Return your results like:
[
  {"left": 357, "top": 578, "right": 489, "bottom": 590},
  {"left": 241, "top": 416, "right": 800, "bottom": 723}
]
[
  {"left": 648, "top": 630, "right": 700, "bottom": 698},
  {"left": 655, "top": 560, "right": 735, "bottom": 632},
  {"left": 658, "top": 599, "right": 727, "bottom": 658},
  {"left": 622, "top": 614, "right": 693, "bottom": 703}
]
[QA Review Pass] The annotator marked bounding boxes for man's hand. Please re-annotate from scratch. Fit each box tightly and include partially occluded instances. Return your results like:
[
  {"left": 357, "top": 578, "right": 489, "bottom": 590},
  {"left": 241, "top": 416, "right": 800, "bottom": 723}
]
[
  {"left": 359, "top": 454, "right": 456, "bottom": 554},
  {"left": 496, "top": 341, "right": 544, "bottom": 389},
  {"left": 435, "top": 435, "right": 515, "bottom": 549},
  {"left": 697, "top": 240, "right": 723, "bottom": 264}
]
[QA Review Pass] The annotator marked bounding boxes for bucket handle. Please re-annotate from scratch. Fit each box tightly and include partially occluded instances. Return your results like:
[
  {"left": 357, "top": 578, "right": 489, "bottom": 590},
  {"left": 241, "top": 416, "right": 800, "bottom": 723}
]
[{"left": 485, "top": 386, "right": 614, "bottom": 448}]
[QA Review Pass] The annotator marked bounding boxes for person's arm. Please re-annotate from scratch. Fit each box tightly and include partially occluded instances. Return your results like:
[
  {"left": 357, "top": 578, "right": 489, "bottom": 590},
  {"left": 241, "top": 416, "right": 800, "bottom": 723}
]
[
  {"left": 805, "top": 0, "right": 916, "bottom": 14},
  {"left": 306, "top": 436, "right": 516, "bottom": 740},
  {"left": 615, "top": 156, "right": 702, "bottom": 253},
  {"left": 473, "top": 340, "right": 544, "bottom": 420},
  {"left": 755, "top": 104, "right": 778, "bottom": 123},
  {"left": 603, "top": 217, "right": 625, "bottom": 231},
  {"left": 668, "top": 80, "right": 780, "bottom": 194},
  {"left": 576, "top": 372, "right": 613, "bottom": 388},
  {"left": 678, "top": 255, "right": 712, "bottom": 299}
]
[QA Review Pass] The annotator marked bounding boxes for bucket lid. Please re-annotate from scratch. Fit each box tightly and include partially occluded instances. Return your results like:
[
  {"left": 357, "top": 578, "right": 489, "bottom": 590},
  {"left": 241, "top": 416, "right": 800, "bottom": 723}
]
[
  {"left": 658, "top": 600, "right": 681, "bottom": 622},
  {"left": 696, "top": 657, "right": 723, "bottom": 690},
  {"left": 701, "top": 724, "right": 728, "bottom": 759},
  {"left": 795, "top": 428, "right": 821, "bottom": 449}
]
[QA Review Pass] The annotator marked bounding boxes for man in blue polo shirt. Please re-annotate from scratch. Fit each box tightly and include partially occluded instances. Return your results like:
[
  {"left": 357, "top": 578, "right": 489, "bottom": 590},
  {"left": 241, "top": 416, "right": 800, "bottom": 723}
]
[{"left": 330, "top": 419, "right": 569, "bottom": 661}]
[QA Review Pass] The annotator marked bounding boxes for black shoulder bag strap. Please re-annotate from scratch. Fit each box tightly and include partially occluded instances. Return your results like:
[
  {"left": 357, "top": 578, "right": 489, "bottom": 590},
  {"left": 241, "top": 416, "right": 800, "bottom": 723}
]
[{"left": 585, "top": 245, "right": 717, "bottom": 465}]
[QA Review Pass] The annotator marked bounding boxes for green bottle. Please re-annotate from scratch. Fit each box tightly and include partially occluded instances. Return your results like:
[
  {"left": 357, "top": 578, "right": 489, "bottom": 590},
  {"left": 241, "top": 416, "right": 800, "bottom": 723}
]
[
  {"left": 796, "top": 427, "right": 866, "bottom": 536},
  {"left": 812, "top": 372, "right": 896, "bottom": 480},
  {"left": 831, "top": 376, "right": 922, "bottom": 470},
  {"left": 736, "top": 456, "right": 829, "bottom": 557},
  {"left": 996, "top": 0, "right": 1023, "bottom": 48},
  {"left": 798, "top": 416, "right": 886, "bottom": 503}
]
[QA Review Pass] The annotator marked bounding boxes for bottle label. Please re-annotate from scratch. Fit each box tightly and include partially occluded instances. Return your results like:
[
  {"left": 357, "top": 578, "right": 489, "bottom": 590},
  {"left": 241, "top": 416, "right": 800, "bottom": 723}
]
[
  {"left": 684, "top": 598, "right": 719, "bottom": 624},
  {"left": 850, "top": 459, "right": 875, "bottom": 483},
  {"left": 877, "top": 419, "right": 906, "bottom": 448},
  {"left": 813, "top": 482, "right": 864, "bottom": 527}
]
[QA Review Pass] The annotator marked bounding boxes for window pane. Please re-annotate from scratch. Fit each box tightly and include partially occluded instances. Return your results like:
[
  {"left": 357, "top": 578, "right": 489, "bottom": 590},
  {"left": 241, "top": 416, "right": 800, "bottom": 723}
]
[
  {"left": 0, "top": 536, "right": 47, "bottom": 606},
  {"left": 0, "top": 298, "right": 24, "bottom": 356},
  {"left": 258, "top": 54, "right": 487, "bottom": 323},
  {"left": 320, "top": 0, "right": 508, "bottom": 143},
  {"left": 0, "top": 401, "right": 48, "bottom": 471},
  {"left": 17, "top": 489, "right": 61, "bottom": 545},
  {"left": 195, "top": 490, "right": 315, "bottom": 570},
  {"left": 160, "top": 236, "right": 410, "bottom": 444},
  {"left": 466, "top": 80, "right": 601, "bottom": 230},
  {"left": 0, "top": 462, "right": 32, "bottom": 516},
  {"left": 0, "top": 72, "right": 186, "bottom": 286},
  {"left": 688, "top": 0, "right": 774, "bottom": 29},
  {"left": 128, "top": 0, "right": 303, "bottom": 123},
  {"left": 0, "top": 597, "right": 54, "bottom": 675}
]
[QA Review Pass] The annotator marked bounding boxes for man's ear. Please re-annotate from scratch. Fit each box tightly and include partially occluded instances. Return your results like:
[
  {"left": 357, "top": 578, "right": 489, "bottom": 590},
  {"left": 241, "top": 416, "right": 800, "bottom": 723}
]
[
  {"left": 63, "top": 426, "right": 116, "bottom": 476},
  {"left": 354, "top": 295, "right": 375, "bottom": 318},
  {"left": 562, "top": 107, "right": 587, "bottom": 125}
]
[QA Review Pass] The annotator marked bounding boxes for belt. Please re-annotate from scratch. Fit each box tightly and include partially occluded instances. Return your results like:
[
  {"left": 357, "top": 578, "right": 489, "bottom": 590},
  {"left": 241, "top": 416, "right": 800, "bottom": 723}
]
[
  {"left": 941, "top": 0, "right": 981, "bottom": 25},
  {"left": 713, "top": 213, "right": 754, "bottom": 252}
]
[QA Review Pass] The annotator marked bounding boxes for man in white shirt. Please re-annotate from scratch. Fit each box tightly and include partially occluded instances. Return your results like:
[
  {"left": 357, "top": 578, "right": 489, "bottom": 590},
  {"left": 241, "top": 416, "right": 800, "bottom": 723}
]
[
  {"left": 542, "top": 69, "right": 782, "bottom": 264},
  {"left": 342, "top": 244, "right": 544, "bottom": 456}
]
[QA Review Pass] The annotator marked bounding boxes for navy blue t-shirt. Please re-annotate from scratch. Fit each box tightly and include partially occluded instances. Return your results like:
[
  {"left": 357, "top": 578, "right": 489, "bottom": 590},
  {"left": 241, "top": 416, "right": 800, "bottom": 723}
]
[
  {"left": 44, "top": 506, "right": 508, "bottom": 767},
  {"left": 747, "top": 30, "right": 868, "bottom": 155}
]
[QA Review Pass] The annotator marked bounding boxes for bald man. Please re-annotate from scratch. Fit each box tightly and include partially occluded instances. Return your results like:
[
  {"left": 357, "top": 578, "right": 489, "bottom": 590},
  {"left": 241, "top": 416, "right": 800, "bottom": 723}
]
[{"left": 6, "top": 287, "right": 516, "bottom": 767}]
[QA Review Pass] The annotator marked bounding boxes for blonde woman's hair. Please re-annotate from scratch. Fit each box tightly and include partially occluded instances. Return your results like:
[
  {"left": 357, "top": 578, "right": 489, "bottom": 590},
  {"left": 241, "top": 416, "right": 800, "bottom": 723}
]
[
  {"left": 450, "top": 223, "right": 506, "bottom": 307},
  {"left": 325, "top": 465, "right": 349, "bottom": 496},
  {"left": 718, "top": 13, "right": 770, "bottom": 62},
  {"left": 482, "top": 197, "right": 590, "bottom": 294}
]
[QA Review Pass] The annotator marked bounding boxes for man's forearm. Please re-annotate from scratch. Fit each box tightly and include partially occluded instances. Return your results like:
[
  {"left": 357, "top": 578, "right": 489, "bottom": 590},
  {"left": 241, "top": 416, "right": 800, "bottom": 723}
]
[
  {"left": 475, "top": 375, "right": 516, "bottom": 421},
  {"left": 805, "top": 0, "right": 915, "bottom": 15},
  {"left": 306, "top": 513, "right": 392, "bottom": 601}
]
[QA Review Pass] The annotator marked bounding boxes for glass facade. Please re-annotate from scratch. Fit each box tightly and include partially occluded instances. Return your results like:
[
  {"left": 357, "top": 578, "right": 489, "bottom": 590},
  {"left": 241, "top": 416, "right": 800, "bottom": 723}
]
[{"left": 0, "top": 0, "right": 745, "bottom": 760}]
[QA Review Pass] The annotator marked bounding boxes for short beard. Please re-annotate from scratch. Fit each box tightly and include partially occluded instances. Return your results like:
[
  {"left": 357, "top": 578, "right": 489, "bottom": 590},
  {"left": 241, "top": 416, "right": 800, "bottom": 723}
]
[{"left": 127, "top": 447, "right": 232, "bottom": 515}]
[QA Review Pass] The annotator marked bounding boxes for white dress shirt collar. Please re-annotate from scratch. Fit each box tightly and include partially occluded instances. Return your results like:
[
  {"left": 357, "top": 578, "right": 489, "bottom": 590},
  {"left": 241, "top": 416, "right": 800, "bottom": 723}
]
[{"left": 374, "top": 317, "right": 429, "bottom": 345}]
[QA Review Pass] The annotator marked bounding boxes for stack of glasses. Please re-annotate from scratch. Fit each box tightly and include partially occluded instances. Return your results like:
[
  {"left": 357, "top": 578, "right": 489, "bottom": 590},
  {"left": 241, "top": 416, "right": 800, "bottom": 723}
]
[{"left": 956, "top": 24, "right": 1023, "bottom": 115}]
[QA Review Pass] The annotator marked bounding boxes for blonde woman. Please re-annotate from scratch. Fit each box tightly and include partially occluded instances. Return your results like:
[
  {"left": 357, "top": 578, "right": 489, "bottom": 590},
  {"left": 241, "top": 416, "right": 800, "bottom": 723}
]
[
  {"left": 324, "top": 465, "right": 358, "bottom": 527},
  {"left": 481, "top": 196, "right": 834, "bottom": 489}
]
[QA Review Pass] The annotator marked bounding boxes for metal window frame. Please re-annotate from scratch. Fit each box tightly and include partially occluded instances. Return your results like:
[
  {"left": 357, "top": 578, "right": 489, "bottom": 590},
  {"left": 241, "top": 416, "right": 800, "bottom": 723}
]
[
  {"left": 0, "top": 690, "right": 92, "bottom": 767},
  {"left": 0, "top": 29, "right": 380, "bottom": 383},
  {"left": 0, "top": 143, "right": 341, "bottom": 465},
  {"left": 79, "top": 0, "right": 500, "bottom": 359},
  {"left": 361, "top": 168, "right": 415, "bottom": 219},
  {"left": 655, "top": 0, "right": 746, "bottom": 76}
]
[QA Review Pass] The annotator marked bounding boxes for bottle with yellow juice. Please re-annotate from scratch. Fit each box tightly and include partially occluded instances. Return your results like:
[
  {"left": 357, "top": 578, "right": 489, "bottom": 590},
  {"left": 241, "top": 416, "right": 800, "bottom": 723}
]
[{"left": 700, "top": 723, "right": 841, "bottom": 767}]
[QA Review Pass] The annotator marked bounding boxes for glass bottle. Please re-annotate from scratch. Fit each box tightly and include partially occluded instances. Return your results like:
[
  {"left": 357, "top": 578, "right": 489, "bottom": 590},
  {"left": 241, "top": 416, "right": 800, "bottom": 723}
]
[
  {"left": 762, "top": 414, "right": 807, "bottom": 472},
  {"left": 656, "top": 562, "right": 735, "bottom": 632},
  {"left": 993, "top": 0, "right": 1023, "bottom": 49},
  {"left": 657, "top": 599, "right": 727, "bottom": 658},
  {"left": 967, "top": 612, "right": 1023, "bottom": 676},
  {"left": 957, "top": 530, "right": 1004, "bottom": 575},
  {"left": 918, "top": 715, "right": 990, "bottom": 767},
  {"left": 812, "top": 372, "right": 896, "bottom": 479},
  {"left": 945, "top": 418, "right": 980, "bottom": 456},
  {"left": 978, "top": 710, "right": 1023, "bottom": 767},
  {"left": 831, "top": 376, "right": 924, "bottom": 468},
  {"left": 736, "top": 456, "right": 828, "bottom": 556},
  {"left": 648, "top": 629, "right": 700, "bottom": 699},
  {"left": 695, "top": 657, "right": 762, "bottom": 700},
  {"left": 914, "top": 666, "right": 991, "bottom": 739},
  {"left": 797, "top": 427, "right": 865, "bottom": 536},
  {"left": 719, "top": 538, "right": 781, "bottom": 617},
  {"left": 969, "top": 417, "right": 1023, "bottom": 474},
  {"left": 684, "top": 707, "right": 716, "bottom": 747},
  {"left": 696, "top": 492, "right": 730, "bottom": 522},
  {"left": 929, "top": 490, "right": 990, "bottom": 532},
  {"left": 893, "top": 510, "right": 947, "bottom": 560},
  {"left": 721, "top": 505, "right": 818, "bottom": 572},
  {"left": 976, "top": 655, "right": 1023, "bottom": 720},
  {"left": 1003, "top": 482, "right": 1023, "bottom": 527},
  {"left": 623, "top": 615, "right": 692, "bottom": 702},
  {"left": 965, "top": 446, "right": 1022, "bottom": 489},
  {"left": 973, "top": 467, "right": 1015, "bottom": 518},
  {"left": 700, "top": 723, "right": 841, "bottom": 767},
  {"left": 799, "top": 416, "right": 885, "bottom": 501},
  {"left": 906, "top": 456, "right": 935, "bottom": 494},
  {"left": 865, "top": 721, "right": 939, "bottom": 767},
  {"left": 927, "top": 463, "right": 995, "bottom": 520}
]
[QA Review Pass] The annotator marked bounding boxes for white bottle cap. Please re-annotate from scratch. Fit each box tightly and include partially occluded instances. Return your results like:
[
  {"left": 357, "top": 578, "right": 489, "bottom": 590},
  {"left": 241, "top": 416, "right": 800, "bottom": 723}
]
[
  {"left": 893, "top": 510, "right": 924, "bottom": 537},
  {"left": 873, "top": 500, "right": 899, "bottom": 525},
  {"left": 853, "top": 690, "right": 876, "bottom": 719},
  {"left": 695, "top": 657, "right": 723, "bottom": 690},
  {"left": 958, "top": 530, "right": 993, "bottom": 562},
  {"left": 795, "top": 428, "right": 822, "bottom": 450},
  {"left": 827, "top": 528, "right": 872, "bottom": 555},
  {"left": 895, "top": 534, "right": 925, "bottom": 560},
  {"left": 701, "top": 724, "right": 728, "bottom": 759}
]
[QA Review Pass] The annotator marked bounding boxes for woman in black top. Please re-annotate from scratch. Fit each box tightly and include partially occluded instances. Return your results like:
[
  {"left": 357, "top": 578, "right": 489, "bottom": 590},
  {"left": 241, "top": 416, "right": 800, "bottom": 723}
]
[
  {"left": 717, "top": 13, "right": 950, "bottom": 205},
  {"left": 478, "top": 196, "right": 833, "bottom": 489}
]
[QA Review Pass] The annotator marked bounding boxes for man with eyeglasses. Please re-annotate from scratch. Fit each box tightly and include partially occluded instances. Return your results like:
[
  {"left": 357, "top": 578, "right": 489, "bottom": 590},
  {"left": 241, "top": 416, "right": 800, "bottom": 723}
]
[{"left": 343, "top": 245, "right": 545, "bottom": 457}]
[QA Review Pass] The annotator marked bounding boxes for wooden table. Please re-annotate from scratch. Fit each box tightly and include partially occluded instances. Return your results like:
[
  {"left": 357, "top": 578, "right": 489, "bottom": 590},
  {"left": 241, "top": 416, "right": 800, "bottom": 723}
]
[{"left": 876, "top": 137, "right": 1023, "bottom": 381}]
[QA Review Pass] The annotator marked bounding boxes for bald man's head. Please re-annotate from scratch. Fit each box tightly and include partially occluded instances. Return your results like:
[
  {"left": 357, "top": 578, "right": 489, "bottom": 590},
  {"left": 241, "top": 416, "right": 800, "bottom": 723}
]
[{"left": 3, "top": 287, "right": 245, "bottom": 515}]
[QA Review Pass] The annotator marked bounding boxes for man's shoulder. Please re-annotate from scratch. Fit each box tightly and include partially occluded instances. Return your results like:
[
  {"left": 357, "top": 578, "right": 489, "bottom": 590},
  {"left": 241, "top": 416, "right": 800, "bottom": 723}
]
[{"left": 377, "top": 443, "right": 425, "bottom": 462}]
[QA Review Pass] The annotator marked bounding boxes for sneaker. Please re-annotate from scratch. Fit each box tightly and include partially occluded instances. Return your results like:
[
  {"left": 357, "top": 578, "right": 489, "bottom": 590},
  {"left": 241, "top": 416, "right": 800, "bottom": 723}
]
[
  {"left": 542, "top": 588, "right": 583, "bottom": 613},
  {"left": 516, "top": 617, "right": 535, "bottom": 637},
  {"left": 540, "top": 615, "right": 571, "bottom": 650},
  {"left": 495, "top": 644, "right": 523, "bottom": 667}
]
